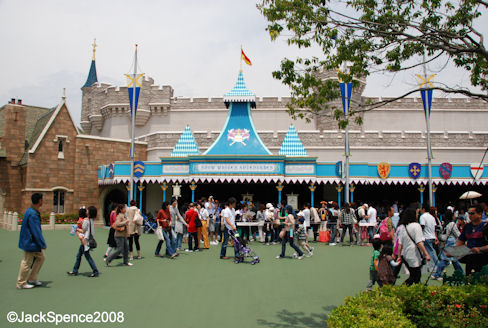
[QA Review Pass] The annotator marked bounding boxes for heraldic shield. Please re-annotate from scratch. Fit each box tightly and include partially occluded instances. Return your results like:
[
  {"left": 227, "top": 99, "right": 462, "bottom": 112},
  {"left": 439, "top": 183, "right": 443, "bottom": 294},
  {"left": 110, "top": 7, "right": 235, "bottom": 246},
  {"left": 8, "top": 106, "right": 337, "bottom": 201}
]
[
  {"left": 378, "top": 162, "right": 391, "bottom": 179},
  {"left": 470, "top": 164, "right": 484, "bottom": 180},
  {"left": 408, "top": 162, "right": 421, "bottom": 179},
  {"left": 440, "top": 162, "right": 452, "bottom": 180},
  {"left": 133, "top": 161, "right": 145, "bottom": 178}
]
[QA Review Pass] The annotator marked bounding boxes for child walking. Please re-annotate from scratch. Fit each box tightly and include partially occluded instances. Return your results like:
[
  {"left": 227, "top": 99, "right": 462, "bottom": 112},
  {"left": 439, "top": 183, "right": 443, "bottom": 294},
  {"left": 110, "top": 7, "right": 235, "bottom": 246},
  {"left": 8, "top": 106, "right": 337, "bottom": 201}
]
[
  {"left": 296, "top": 217, "right": 314, "bottom": 257},
  {"left": 377, "top": 244, "right": 397, "bottom": 286},
  {"left": 366, "top": 238, "right": 383, "bottom": 291}
]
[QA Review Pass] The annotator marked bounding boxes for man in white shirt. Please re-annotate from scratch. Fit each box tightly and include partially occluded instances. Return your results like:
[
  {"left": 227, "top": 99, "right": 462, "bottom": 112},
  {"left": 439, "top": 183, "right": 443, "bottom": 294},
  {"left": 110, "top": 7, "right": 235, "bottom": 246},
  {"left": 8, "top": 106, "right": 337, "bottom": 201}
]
[
  {"left": 302, "top": 203, "right": 311, "bottom": 231},
  {"left": 220, "top": 197, "right": 237, "bottom": 260},
  {"left": 366, "top": 204, "right": 377, "bottom": 242},
  {"left": 419, "top": 204, "right": 438, "bottom": 269}
]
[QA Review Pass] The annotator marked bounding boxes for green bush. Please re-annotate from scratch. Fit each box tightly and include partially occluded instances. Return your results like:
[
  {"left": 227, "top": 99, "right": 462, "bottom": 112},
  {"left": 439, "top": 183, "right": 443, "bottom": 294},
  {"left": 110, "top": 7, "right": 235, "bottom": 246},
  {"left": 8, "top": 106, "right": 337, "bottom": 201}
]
[{"left": 328, "top": 285, "right": 488, "bottom": 328}]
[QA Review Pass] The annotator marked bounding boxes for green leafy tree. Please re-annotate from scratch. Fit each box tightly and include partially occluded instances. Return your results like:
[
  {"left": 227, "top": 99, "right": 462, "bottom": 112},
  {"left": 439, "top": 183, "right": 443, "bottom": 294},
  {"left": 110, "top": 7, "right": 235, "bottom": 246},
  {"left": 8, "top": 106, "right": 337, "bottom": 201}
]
[{"left": 258, "top": 0, "right": 488, "bottom": 127}]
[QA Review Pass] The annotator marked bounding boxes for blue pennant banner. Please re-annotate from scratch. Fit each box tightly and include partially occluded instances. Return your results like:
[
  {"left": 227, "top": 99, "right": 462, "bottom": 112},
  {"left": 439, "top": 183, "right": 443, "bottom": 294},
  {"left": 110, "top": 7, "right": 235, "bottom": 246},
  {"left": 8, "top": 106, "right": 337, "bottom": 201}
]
[
  {"left": 420, "top": 89, "right": 433, "bottom": 118},
  {"left": 128, "top": 87, "right": 140, "bottom": 116},
  {"left": 340, "top": 82, "right": 353, "bottom": 115}
]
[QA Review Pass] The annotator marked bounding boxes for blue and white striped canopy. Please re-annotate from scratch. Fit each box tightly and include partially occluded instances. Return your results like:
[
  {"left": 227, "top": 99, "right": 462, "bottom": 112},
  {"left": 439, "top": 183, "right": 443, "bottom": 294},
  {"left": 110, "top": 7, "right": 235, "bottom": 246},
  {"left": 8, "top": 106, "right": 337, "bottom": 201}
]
[
  {"left": 171, "top": 125, "right": 200, "bottom": 157},
  {"left": 279, "top": 125, "right": 307, "bottom": 157}
]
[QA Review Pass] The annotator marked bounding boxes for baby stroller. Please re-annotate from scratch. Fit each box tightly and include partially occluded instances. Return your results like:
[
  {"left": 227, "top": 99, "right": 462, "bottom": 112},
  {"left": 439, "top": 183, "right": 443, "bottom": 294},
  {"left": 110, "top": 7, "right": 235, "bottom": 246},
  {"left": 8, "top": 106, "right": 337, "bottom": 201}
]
[
  {"left": 143, "top": 212, "right": 157, "bottom": 234},
  {"left": 229, "top": 230, "right": 260, "bottom": 265}
]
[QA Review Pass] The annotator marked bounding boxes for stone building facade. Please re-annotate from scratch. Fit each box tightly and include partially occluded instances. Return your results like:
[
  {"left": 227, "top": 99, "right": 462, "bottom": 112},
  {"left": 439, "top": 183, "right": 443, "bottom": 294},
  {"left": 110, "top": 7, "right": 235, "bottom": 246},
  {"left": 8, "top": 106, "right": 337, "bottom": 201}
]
[
  {"left": 0, "top": 98, "right": 147, "bottom": 219},
  {"left": 80, "top": 73, "right": 488, "bottom": 165}
]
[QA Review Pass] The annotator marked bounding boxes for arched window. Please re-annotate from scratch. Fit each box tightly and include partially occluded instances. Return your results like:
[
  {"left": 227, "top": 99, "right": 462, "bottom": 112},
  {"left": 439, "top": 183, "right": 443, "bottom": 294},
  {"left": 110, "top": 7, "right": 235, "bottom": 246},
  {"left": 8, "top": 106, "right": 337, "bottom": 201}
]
[{"left": 53, "top": 190, "right": 65, "bottom": 213}]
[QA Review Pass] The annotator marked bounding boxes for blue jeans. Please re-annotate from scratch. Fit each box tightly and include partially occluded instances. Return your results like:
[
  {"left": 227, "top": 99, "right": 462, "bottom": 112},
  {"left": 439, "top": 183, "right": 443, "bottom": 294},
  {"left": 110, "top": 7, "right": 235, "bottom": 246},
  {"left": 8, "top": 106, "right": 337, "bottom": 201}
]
[
  {"left": 220, "top": 229, "right": 237, "bottom": 258},
  {"left": 327, "top": 222, "right": 337, "bottom": 243},
  {"left": 72, "top": 244, "right": 99, "bottom": 274},
  {"left": 106, "top": 237, "right": 129, "bottom": 264},
  {"left": 433, "top": 238, "right": 464, "bottom": 278},
  {"left": 424, "top": 238, "right": 438, "bottom": 267},
  {"left": 176, "top": 233, "right": 184, "bottom": 249},
  {"left": 279, "top": 231, "right": 303, "bottom": 257},
  {"left": 157, "top": 230, "right": 176, "bottom": 256},
  {"left": 367, "top": 226, "right": 375, "bottom": 241}
]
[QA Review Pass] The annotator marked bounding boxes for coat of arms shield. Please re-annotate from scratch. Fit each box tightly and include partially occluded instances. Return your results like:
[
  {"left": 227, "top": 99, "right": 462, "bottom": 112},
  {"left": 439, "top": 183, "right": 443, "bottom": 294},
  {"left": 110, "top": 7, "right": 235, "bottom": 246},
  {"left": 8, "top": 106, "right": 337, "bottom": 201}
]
[
  {"left": 408, "top": 162, "right": 421, "bottom": 179},
  {"left": 378, "top": 162, "right": 391, "bottom": 179},
  {"left": 440, "top": 162, "right": 452, "bottom": 180},
  {"left": 470, "top": 164, "right": 484, "bottom": 180}
]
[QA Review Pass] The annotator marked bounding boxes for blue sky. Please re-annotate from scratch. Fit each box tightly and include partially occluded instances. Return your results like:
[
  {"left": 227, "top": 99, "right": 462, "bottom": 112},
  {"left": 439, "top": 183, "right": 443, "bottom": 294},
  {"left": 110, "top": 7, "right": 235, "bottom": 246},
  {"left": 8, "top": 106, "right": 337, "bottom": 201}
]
[{"left": 0, "top": 0, "right": 483, "bottom": 125}]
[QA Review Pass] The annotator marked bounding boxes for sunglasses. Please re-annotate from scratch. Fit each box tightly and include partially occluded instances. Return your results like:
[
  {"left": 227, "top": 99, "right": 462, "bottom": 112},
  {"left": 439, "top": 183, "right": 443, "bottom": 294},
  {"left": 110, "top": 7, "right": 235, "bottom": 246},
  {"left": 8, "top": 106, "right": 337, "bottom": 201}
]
[{"left": 467, "top": 211, "right": 476, "bottom": 215}]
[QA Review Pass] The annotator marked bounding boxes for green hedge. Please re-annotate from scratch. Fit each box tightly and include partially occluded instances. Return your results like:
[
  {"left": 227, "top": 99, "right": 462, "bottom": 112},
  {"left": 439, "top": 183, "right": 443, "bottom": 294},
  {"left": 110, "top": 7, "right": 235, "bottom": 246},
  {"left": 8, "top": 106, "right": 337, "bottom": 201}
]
[
  {"left": 328, "top": 285, "right": 488, "bottom": 328},
  {"left": 17, "top": 213, "right": 78, "bottom": 225}
]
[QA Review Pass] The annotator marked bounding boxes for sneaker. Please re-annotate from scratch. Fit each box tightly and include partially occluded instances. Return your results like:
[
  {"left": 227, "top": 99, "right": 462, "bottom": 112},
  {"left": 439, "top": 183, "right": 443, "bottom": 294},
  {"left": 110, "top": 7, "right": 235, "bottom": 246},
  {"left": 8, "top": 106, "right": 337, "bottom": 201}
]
[
  {"left": 220, "top": 256, "right": 229, "bottom": 260},
  {"left": 265, "top": 243, "right": 270, "bottom": 246},
  {"left": 431, "top": 275, "right": 443, "bottom": 281},
  {"left": 329, "top": 243, "right": 336, "bottom": 246},
  {"left": 297, "top": 255, "right": 304, "bottom": 260},
  {"left": 292, "top": 253, "right": 298, "bottom": 258},
  {"left": 28, "top": 280, "right": 42, "bottom": 286},
  {"left": 136, "top": 256, "right": 142, "bottom": 259},
  {"left": 310, "top": 247, "right": 314, "bottom": 255},
  {"left": 194, "top": 249, "right": 200, "bottom": 252},
  {"left": 125, "top": 262, "right": 134, "bottom": 266},
  {"left": 306, "top": 253, "right": 312, "bottom": 258},
  {"left": 185, "top": 249, "right": 193, "bottom": 252},
  {"left": 17, "top": 283, "right": 35, "bottom": 289},
  {"left": 104, "top": 258, "right": 110, "bottom": 267},
  {"left": 275, "top": 255, "right": 284, "bottom": 259}
]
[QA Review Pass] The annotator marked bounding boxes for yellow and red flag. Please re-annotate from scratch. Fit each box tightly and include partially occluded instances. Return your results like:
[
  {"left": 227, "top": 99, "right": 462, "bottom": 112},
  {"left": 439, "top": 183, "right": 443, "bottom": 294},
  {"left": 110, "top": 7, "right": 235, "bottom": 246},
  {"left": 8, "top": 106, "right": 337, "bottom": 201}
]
[{"left": 241, "top": 49, "right": 252, "bottom": 66}]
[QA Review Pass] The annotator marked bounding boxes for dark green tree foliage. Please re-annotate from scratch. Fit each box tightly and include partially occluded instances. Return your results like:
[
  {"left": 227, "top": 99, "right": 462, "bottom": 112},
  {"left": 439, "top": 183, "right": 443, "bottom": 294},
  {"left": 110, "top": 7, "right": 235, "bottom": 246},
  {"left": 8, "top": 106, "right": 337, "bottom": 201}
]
[{"left": 258, "top": 0, "right": 488, "bottom": 128}]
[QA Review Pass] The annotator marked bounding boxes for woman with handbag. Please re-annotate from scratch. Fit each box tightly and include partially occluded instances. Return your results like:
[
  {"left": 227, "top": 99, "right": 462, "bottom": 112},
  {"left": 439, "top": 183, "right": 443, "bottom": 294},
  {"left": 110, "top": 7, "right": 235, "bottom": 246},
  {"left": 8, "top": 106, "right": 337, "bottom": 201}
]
[
  {"left": 105, "top": 204, "right": 133, "bottom": 266},
  {"left": 68, "top": 206, "right": 99, "bottom": 277},
  {"left": 171, "top": 198, "right": 187, "bottom": 251},
  {"left": 127, "top": 200, "right": 142, "bottom": 261},
  {"left": 276, "top": 205, "right": 304, "bottom": 259},
  {"left": 396, "top": 207, "right": 431, "bottom": 285},
  {"left": 155, "top": 202, "right": 178, "bottom": 259}
]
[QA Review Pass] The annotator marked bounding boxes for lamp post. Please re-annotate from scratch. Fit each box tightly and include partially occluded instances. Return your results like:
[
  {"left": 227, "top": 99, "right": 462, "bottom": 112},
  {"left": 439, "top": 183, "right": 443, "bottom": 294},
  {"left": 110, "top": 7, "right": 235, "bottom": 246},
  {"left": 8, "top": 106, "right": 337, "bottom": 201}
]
[{"left": 138, "top": 184, "right": 145, "bottom": 209}]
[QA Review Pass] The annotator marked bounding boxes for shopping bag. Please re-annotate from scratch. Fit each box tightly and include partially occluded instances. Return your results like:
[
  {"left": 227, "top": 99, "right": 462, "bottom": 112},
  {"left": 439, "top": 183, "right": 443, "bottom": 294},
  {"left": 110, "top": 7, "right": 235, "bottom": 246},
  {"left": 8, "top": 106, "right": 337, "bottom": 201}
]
[
  {"left": 156, "top": 226, "right": 165, "bottom": 241},
  {"left": 319, "top": 230, "right": 330, "bottom": 243}
]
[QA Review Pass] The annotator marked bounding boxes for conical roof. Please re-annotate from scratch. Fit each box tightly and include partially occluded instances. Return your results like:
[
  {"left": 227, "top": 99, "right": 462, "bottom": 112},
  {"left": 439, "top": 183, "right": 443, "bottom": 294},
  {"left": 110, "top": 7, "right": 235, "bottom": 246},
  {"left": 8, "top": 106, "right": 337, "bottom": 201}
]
[
  {"left": 171, "top": 125, "right": 200, "bottom": 157},
  {"left": 82, "top": 60, "right": 98, "bottom": 88},
  {"left": 279, "top": 125, "right": 307, "bottom": 157},
  {"left": 223, "top": 71, "right": 255, "bottom": 102}
]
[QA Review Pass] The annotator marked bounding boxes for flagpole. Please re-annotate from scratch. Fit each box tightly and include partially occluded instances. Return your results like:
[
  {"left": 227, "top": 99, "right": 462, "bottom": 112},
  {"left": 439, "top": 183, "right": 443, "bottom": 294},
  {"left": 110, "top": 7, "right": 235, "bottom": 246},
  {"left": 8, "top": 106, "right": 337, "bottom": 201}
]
[
  {"left": 129, "top": 45, "right": 138, "bottom": 205},
  {"left": 423, "top": 52, "right": 433, "bottom": 206},
  {"left": 344, "top": 82, "right": 350, "bottom": 204},
  {"left": 240, "top": 45, "right": 243, "bottom": 72}
]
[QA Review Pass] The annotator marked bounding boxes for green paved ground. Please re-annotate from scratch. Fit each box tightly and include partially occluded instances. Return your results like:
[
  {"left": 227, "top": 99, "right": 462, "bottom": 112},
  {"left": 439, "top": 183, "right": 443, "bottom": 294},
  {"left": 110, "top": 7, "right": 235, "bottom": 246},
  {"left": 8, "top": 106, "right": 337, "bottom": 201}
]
[{"left": 1, "top": 228, "right": 444, "bottom": 328}]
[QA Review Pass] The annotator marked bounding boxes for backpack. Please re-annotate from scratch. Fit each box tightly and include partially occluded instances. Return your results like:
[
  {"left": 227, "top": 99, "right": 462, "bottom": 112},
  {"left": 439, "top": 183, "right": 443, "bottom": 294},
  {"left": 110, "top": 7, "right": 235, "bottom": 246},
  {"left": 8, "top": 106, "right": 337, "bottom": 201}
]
[{"left": 379, "top": 218, "right": 392, "bottom": 241}]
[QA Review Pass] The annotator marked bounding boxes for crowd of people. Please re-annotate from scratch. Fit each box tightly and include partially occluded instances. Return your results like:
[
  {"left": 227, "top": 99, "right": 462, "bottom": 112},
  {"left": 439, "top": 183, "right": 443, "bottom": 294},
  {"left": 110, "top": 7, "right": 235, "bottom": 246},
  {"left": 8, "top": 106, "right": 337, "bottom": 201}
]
[{"left": 15, "top": 192, "right": 488, "bottom": 290}]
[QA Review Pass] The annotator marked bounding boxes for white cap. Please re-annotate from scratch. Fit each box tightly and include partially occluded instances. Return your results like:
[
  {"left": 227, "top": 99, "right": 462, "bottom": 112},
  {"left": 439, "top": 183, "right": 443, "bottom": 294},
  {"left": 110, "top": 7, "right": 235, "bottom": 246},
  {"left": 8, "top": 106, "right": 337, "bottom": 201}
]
[
  {"left": 269, "top": 206, "right": 274, "bottom": 211},
  {"left": 266, "top": 203, "right": 272, "bottom": 209},
  {"left": 363, "top": 204, "right": 369, "bottom": 208}
]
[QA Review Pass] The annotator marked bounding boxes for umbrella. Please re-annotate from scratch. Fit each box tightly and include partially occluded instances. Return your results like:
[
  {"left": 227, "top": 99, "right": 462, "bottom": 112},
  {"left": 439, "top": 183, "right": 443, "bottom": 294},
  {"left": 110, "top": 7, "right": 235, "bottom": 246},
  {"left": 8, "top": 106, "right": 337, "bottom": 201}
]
[{"left": 459, "top": 191, "right": 482, "bottom": 200}]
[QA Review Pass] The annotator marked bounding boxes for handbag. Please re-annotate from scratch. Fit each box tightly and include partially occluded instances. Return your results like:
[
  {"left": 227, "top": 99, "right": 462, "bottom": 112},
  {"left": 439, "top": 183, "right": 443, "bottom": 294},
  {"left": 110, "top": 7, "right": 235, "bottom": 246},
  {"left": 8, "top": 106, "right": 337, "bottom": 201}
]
[
  {"left": 156, "top": 226, "right": 165, "bottom": 241},
  {"left": 87, "top": 220, "right": 97, "bottom": 249},
  {"left": 319, "top": 230, "right": 331, "bottom": 243},
  {"left": 195, "top": 215, "right": 202, "bottom": 228}
]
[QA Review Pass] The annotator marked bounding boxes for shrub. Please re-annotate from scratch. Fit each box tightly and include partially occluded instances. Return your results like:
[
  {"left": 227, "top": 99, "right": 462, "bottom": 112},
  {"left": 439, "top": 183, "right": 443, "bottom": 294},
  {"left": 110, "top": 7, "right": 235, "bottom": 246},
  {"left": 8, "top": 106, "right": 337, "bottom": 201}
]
[
  {"left": 17, "top": 213, "right": 78, "bottom": 225},
  {"left": 328, "top": 285, "right": 488, "bottom": 328}
]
